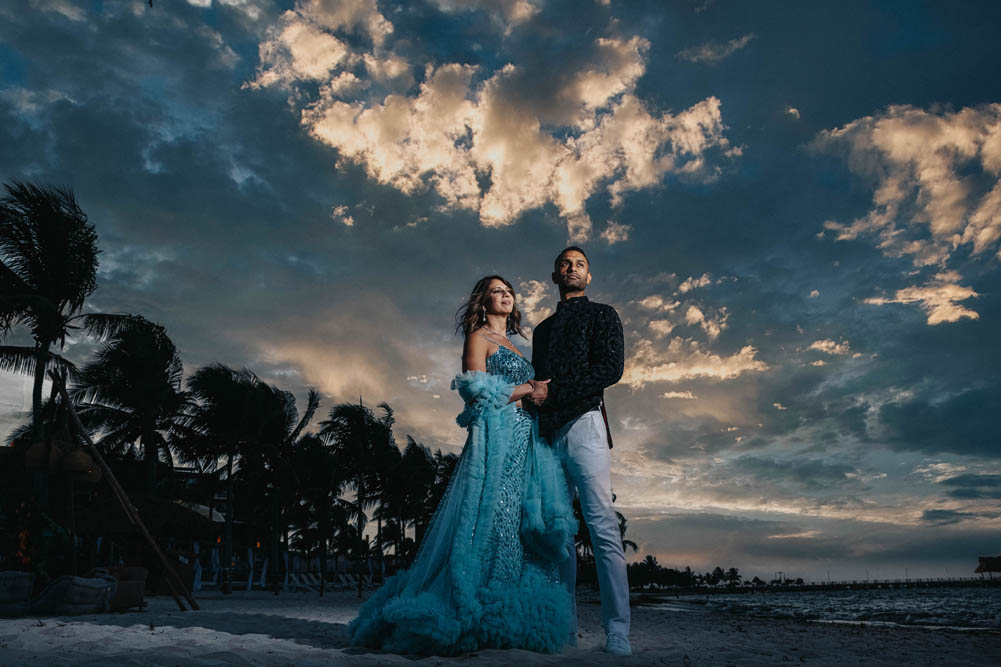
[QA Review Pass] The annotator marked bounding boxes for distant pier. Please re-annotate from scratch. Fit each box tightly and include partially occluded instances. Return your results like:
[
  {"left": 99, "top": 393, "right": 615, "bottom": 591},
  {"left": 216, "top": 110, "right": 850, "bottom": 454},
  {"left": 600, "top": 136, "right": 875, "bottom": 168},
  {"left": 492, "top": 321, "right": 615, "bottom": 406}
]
[{"left": 635, "top": 577, "right": 1001, "bottom": 597}]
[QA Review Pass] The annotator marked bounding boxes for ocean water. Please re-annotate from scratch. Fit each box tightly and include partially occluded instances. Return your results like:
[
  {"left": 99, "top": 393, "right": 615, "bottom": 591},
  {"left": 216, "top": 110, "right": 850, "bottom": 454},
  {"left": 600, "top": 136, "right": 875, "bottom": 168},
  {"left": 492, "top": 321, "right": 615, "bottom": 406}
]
[{"left": 654, "top": 586, "right": 1001, "bottom": 630}]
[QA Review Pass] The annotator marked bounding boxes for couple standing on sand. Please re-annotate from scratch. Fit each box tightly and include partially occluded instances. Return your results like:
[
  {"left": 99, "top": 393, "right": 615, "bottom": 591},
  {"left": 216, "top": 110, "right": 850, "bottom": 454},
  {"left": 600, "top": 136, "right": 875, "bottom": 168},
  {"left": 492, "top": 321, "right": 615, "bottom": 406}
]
[{"left": 348, "top": 246, "right": 631, "bottom": 657}]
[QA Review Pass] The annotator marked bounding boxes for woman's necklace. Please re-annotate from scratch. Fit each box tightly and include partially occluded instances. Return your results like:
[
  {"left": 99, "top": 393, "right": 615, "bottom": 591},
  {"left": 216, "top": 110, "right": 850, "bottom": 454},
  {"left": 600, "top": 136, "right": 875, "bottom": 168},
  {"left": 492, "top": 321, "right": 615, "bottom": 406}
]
[{"left": 482, "top": 325, "right": 509, "bottom": 341}]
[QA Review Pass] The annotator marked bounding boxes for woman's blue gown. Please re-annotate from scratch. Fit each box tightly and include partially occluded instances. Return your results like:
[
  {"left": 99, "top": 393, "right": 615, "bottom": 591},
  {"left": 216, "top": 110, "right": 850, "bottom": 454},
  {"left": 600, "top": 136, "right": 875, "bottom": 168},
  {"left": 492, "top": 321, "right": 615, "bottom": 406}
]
[{"left": 348, "top": 347, "right": 576, "bottom": 655}]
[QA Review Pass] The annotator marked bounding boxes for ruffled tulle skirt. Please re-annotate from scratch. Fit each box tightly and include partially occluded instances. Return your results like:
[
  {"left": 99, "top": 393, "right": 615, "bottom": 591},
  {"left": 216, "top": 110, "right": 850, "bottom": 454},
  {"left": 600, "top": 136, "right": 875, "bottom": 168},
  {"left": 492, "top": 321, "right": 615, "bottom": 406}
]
[{"left": 348, "top": 406, "right": 574, "bottom": 655}]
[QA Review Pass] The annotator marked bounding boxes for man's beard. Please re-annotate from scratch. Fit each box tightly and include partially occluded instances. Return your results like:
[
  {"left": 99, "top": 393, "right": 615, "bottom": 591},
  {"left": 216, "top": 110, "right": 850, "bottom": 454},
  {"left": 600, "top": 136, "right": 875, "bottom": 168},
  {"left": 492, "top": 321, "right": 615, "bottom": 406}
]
[{"left": 559, "top": 275, "right": 586, "bottom": 291}]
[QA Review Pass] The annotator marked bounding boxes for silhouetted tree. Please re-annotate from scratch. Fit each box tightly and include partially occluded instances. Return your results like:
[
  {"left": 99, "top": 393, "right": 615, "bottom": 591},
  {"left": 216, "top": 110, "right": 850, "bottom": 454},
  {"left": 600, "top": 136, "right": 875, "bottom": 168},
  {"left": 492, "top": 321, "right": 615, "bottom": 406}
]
[
  {"left": 320, "top": 400, "right": 395, "bottom": 597},
  {"left": 182, "top": 364, "right": 271, "bottom": 594},
  {"left": 70, "top": 315, "right": 191, "bottom": 493}
]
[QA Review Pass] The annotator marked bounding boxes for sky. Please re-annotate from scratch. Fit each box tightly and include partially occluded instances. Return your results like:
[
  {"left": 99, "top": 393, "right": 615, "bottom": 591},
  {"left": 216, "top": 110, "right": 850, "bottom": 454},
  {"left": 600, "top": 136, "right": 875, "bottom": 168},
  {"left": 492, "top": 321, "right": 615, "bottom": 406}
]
[{"left": 1, "top": 0, "right": 1000, "bottom": 582}]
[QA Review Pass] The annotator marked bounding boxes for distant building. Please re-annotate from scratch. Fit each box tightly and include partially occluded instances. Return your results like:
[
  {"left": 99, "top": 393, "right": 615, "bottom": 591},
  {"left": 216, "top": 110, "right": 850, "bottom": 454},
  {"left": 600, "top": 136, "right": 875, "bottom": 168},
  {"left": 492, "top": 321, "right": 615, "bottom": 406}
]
[{"left": 975, "top": 556, "right": 1001, "bottom": 578}]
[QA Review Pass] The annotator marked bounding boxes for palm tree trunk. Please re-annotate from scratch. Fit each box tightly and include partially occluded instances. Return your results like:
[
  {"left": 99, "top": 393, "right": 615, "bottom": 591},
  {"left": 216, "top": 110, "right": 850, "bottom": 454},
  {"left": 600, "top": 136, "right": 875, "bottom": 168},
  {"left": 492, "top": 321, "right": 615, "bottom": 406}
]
[
  {"left": 31, "top": 343, "right": 49, "bottom": 508},
  {"left": 31, "top": 343, "right": 48, "bottom": 429},
  {"left": 142, "top": 422, "right": 157, "bottom": 495},
  {"left": 270, "top": 485, "right": 281, "bottom": 594},
  {"left": 318, "top": 500, "right": 329, "bottom": 598},
  {"left": 356, "top": 480, "right": 364, "bottom": 599},
  {"left": 222, "top": 452, "right": 234, "bottom": 595}
]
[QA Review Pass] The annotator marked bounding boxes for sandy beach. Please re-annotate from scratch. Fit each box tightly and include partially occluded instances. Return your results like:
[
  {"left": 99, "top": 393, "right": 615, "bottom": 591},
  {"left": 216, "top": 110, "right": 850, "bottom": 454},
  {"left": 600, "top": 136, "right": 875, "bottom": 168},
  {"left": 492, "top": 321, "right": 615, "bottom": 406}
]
[{"left": 1, "top": 589, "right": 999, "bottom": 666}]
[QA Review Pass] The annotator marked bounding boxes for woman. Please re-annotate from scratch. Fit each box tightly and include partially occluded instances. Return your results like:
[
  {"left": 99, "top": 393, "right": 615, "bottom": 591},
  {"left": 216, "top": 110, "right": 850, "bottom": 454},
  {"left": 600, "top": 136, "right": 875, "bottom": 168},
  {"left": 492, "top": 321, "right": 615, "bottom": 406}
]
[{"left": 348, "top": 275, "right": 576, "bottom": 655}]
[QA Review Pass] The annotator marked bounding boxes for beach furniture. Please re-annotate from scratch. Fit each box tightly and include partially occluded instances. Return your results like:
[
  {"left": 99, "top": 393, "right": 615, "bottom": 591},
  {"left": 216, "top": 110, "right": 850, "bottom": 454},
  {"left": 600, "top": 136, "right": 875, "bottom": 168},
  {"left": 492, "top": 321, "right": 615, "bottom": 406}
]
[
  {"left": 28, "top": 574, "right": 117, "bottom": 615},
  {"left": 288, "top": 573, "right": 315, "bottom": 592},
  {"left": 106, "top": 566, "right": 148, "bottom": 612},
  {"left": 0, "top": 571, "right": 34, "bottom": 617}
]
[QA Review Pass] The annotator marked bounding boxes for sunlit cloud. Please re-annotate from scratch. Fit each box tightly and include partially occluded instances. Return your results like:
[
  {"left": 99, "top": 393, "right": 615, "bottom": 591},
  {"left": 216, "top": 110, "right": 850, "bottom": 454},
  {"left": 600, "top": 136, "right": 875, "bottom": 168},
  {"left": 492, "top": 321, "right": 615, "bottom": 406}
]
[
  {"left": 864, "top": 270, "right": 980, "bottom": 325},
  {"left": 247, "top": 5, "right": 737, "bottom": 239},
  {"left": 807, "top": 339, "right": 852, "bottom": 355},
  {"left": 683, "top": 303, "right": 727, "bottom": 340},
  {"left": 622, "top": 337, "right": 767, "bottom": 388},
  {"left": 330, "top": 204, "right": 355, "bottom": 226},
  {"left": 814, "top": 103, "right": 1001, "bottom": 270},
  {"left": 636, "top": 295, "right": 681, "bottom": 312},
  {"left": 678, "top": 272, "right": 711, "bottom": 293},
  {"left": 600, "top": 220, "right": 632, "bottom": 244}
]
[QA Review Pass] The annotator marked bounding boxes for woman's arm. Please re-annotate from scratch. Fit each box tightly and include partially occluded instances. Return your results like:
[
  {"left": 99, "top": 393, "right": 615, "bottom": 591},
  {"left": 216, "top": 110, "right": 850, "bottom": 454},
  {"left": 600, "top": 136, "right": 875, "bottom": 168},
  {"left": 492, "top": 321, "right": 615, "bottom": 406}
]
[{"left": 463, "top": 332, "right": 535, "bottom": 404}]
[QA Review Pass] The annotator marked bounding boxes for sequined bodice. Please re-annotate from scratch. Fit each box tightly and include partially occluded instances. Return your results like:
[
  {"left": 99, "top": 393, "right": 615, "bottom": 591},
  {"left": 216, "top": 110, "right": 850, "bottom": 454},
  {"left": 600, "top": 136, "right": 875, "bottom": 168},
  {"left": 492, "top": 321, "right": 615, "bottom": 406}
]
[{"left": 485, "top": 345, "right": 534, "bottom": 384}]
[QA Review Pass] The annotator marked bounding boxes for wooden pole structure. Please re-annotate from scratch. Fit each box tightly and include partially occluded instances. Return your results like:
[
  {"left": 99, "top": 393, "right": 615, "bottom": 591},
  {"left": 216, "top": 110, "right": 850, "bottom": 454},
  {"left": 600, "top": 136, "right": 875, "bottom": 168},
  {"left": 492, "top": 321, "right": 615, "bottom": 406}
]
[{"left": 48, "top": 369, "right": 199, "bottom": 612}]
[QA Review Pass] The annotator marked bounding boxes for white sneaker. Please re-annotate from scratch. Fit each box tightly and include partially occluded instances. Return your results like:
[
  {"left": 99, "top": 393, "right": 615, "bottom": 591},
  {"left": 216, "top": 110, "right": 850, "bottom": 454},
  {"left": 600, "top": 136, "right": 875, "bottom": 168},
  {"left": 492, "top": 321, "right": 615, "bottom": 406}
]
[{"left": 605, "top": 632, "right": 631, "bottom": 656}]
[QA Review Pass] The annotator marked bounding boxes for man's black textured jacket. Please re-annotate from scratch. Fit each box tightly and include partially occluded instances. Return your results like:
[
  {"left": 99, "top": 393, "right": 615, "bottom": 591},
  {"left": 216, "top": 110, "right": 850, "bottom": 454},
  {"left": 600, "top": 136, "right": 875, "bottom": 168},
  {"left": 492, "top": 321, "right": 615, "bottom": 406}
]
[{"left": 531, "top": 295, "right": 624, "bottom": 444}]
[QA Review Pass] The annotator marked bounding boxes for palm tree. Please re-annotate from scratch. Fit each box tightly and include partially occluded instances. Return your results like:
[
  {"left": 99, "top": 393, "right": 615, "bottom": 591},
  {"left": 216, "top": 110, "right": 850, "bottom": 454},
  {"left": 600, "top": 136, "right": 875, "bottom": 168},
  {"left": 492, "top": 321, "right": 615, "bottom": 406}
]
[
  {"left": 69, "top": 315, "right": 191, "bottom": 494},
  {"left": 726, "top": 567, "right": 742, "bottom": 587},
  {"left": 0, "top": 181, "right": 99, "bottom": 429},
  {"left": 0, "top": 181, "right": 153, "bottom": 508},
  {"left": 397, "top": 436, "right": 436, "bottom": 555},
  {"left": 288, "top": 433, "right": 341, "bottom": 595},
  {"left": 319, "top": 400, "right": 396, "bottom": 597},
  {"left": 237, "top": 383, "right": 320, "bottom": 592},
  {"left": 182, "top": 364, "right": 272, "bottom": 594},
  {"left": 616, "top": 509, "right": 638, "bottom": 555}
]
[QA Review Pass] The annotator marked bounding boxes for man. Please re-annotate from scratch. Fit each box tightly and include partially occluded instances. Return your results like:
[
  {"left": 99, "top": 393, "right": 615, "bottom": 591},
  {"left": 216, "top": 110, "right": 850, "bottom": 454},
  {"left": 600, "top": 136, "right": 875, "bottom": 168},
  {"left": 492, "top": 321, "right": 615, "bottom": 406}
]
[{"left": 530, "top": 246, "right": 630, "bottom": 656}]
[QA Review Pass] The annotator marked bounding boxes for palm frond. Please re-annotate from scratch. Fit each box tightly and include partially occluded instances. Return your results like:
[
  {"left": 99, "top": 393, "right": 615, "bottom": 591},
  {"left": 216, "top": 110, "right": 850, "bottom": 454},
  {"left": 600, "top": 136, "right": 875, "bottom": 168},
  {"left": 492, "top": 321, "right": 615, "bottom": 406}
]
[
  {"left": 80, "top": 313, "right": 163, "bottom": 343},
  {"left": 288, "top": 388, "right": 321, "bottom": 445},
  {"left": 0, "top": 345, "right": 39, "bottom": 375}
]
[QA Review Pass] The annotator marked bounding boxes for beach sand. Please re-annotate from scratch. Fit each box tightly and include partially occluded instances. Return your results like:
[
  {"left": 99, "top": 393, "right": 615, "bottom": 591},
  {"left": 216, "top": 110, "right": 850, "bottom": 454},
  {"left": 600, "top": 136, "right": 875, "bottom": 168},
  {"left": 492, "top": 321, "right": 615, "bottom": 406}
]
[{"left": 1, "top": 590, "right": 999, "bottom": 666}]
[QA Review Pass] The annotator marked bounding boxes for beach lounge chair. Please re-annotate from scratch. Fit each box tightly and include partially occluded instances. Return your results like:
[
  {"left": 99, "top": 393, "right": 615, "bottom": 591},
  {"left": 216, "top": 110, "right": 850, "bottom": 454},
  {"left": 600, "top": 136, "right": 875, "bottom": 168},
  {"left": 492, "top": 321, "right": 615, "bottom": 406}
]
[
  {"left": 289, "top": 573, "right": 316, "bottom": 592},
  {"left": 0, "top": 571, "right": 33, "bottom": 617},
  {"left": 28, "top": 574, "right": 117, "bottom": 616}
]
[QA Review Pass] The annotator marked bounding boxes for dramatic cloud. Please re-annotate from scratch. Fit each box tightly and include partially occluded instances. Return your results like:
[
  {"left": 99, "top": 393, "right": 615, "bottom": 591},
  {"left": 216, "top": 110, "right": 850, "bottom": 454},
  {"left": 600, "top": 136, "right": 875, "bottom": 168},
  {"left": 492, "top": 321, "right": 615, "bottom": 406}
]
[
  {"left": 807, "top": 339, "right": 852, "bottom": 355},
  {"left": 248, "top": 3, "right": 738, "bottom": 239},
  {"left": 676, "top": 33, "right": 756, "bottom": 64},
  {"left": 815, "top": 104, "right": 1001, "bottom": 270},
  {"left": 939, "top": 474, "right": 1001, "bottom": 500},
  {"left": 516, "top": 279, "right": 554, "bottom": 332},
  {"left": 622, "top": 337, "right": 767, "bottom": 387},
  {"left": 878, "top": 384, "right": 1001, "bottom": 457},
  {"left": 601, "top": 220, "right": 632, "bottom": 244},
  {"left": 864, "top": 270, "right": 979, "bottom": 325},
  {"left": 678, "top": 273, "right": 711, "bottom": 293}
]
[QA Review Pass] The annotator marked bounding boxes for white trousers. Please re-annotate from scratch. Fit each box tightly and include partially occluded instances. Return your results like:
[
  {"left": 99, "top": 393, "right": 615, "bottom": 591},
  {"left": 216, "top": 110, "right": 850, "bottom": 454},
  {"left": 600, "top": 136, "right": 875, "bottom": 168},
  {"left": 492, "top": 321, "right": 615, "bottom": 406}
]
[{"left": 554, "top": 408, "right": 630, "bottom": 638}]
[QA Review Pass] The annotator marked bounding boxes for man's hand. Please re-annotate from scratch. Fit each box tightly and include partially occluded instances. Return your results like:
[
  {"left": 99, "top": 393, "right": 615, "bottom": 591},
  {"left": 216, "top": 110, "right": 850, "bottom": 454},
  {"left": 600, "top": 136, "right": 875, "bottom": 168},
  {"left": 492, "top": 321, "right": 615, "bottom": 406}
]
[{"left": 528, "top": 378, "right": 550, "bottom": 405}]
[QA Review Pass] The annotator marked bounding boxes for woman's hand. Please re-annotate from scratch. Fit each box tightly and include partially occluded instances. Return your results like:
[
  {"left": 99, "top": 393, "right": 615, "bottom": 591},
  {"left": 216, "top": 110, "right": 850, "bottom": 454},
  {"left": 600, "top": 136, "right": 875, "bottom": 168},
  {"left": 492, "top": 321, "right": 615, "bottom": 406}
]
[{"left": 528, "top": 378, "right": 550, "bottom": 405}]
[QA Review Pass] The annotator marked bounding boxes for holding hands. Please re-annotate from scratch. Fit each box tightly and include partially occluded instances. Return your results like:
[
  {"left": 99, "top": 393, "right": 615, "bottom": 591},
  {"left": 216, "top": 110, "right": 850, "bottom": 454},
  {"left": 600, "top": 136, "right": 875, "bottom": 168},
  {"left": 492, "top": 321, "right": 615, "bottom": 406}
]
[{"left": 527, "top": 378, "right": 550, "bottom": 406}]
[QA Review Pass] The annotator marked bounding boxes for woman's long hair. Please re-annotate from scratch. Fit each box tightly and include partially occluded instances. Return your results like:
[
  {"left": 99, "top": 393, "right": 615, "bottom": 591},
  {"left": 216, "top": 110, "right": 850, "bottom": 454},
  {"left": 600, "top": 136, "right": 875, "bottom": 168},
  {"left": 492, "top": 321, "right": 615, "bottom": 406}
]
[{"left": 455, "top": 275, "right": 525, "bottom": 337}]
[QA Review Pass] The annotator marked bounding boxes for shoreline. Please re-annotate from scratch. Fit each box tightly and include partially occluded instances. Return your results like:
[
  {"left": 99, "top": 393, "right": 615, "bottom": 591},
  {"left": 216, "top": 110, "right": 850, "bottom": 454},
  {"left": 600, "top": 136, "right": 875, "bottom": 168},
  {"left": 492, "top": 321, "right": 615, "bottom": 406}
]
[{"left": 1, "top": 590, "right": 999, "bottom": 666}]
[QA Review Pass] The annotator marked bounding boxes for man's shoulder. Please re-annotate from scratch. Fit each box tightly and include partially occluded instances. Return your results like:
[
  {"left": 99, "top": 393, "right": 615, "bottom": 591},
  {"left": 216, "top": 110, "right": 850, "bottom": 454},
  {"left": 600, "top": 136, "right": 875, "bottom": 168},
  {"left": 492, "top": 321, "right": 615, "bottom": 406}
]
[
  {"left": 587, "top": 300, "right": 620, "bottom": 318},
  {"left": 534, "top": 312, "right": 556, "bottom": 331}
]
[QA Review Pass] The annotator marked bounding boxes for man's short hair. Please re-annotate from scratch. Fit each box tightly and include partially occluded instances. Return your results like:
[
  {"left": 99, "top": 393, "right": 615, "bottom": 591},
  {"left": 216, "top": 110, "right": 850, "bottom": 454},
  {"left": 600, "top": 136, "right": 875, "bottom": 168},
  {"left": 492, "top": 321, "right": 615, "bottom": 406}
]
[{"left": 554, "top": 245, "right": 589, "bottom": 271}]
